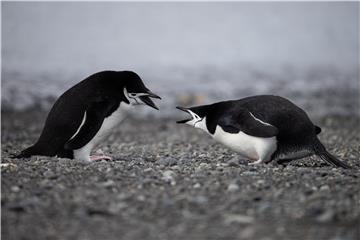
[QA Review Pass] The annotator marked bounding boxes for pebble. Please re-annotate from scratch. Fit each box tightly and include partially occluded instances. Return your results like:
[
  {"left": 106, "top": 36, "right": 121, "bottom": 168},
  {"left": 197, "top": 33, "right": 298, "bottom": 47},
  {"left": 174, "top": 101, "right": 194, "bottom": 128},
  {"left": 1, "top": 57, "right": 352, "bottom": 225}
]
[
  {"left": 43, "top": 170, "right": 57, "bottom": 179},
  {"left": 108, "top": 202, "right": 127, "bottom": 214},
  {"left": 100, "top": 180, "right": 115, "bottom": 188},
  {"left": 227, "top": 158, "right": 240, "bottom": 167},
  {"left": 189, "top": 196, "right": 208, "bottom": 204},
  {"left": 224, "top": 214, "right": 254, "bottom": 224},
  {"left": 227, "top": 183, "right": 240, "bottom": 192},
  {"left": 241, "top": 171, "right": 257, "bottom": 176},
  {"left": 320, "top": 185, "right": 330, "bottom": 191},
  {"left": 193, "top": 183, "right": 201, "bottom": 189},
  {"left": 11, "top": 185, "right": 20, "bottom": 192},
  {"left": 170, "top": 165, "right": 181, "bottom": 171},
  {"left": 239, "top": 226, "right": 256, "bottom": 238},
  {"left": 158, "top": 157, "right": 177, "bottom": 166},
  {"left": 1, "top": 163, "right": 18, "bottom": 171},
  {"left": 162, "top": 170, "right": 176, "bottom": 185},
  {"left": 143, "top": 167, "right": 154, "bottom": 173},
  {"left": 316, "top": 209, "right": 335, "bottom": 222},
  {"left": 137, "top": 195, "right": 146, "bottom": 201}
]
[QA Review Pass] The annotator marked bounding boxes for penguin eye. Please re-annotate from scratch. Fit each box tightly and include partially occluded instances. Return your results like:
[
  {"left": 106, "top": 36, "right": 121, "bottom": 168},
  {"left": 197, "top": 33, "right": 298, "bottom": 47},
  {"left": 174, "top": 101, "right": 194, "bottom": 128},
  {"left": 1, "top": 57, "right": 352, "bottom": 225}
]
[{"left": 129, "top": 93, "right": 137, "bottom": 98}]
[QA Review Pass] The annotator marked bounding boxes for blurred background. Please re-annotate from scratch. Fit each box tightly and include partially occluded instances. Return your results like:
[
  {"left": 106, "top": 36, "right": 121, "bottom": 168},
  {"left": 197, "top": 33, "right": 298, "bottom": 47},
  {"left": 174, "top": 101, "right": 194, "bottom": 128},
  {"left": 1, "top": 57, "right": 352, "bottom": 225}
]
[{"left": 2, "top": 2, "right": 359, "bottom": 118}]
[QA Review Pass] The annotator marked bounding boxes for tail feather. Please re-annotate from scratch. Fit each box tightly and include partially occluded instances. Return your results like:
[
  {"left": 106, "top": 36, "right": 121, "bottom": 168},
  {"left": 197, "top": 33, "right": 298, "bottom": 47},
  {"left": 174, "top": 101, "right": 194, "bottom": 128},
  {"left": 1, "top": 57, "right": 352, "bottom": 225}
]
[{"left": 313, "top": 138, "right": 351, "bottom": 169}]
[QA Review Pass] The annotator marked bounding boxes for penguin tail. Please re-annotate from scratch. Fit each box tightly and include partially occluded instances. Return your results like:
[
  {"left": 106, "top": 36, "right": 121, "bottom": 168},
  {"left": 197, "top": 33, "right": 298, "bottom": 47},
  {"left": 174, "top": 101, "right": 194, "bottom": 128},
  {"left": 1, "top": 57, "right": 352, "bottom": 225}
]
[
  {"left": 313, "top": 138, "right": 351, "bottom": 169},
  {"left": 14, "top": 145, "right": 39, "bottom": 158}
]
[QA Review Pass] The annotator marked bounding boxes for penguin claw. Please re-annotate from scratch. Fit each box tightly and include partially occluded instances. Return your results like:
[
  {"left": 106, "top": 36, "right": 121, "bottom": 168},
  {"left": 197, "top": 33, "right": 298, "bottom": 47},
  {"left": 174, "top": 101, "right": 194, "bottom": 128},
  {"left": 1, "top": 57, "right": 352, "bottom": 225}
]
[{"left": 89, "top": 155, "right": 113, "bottom": 161}]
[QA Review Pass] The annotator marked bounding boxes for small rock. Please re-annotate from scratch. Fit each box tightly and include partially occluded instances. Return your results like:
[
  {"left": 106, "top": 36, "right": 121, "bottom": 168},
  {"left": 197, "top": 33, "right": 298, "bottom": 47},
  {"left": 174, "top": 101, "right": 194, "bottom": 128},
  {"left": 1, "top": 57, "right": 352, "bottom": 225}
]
[
  {"left": 108, "top": 202, "right": 127, "bottom": 214},
  {"left": 43, "top": 170, "right": 57, "bottom": 179},
  {"left": 170, "top": 165, "right": 181, "bottom": 171},
  {"left": 241, "top": 171, "right": 257, "bottom": 176},
  {"left": 320, "top": 185, "right": 330, "bottom": 191},
  {"left": 137, "top": 195, "right": 146, "bottom": 201},
  {"left": 193, "top": 183, "right": 201, "bottom": 189},
  {"left": 143, "top": 167, "right": 154, "bottom": 173},
  {"left": 189, "top": 196, "right": 208, "bottom": 204},
  {"left": 224, "top": 214, "right": 254, "bottom": 224},
  {"left": 1, "top": 163, "right": 18, "bottom": 171},
  {"left": 100, "top": 180, "right": 115, "bottom": 188},
  {"left": 239, "top": 226, "right": 255, "bottom": 238},
  {"left": 227, "top": 183, "right": 239, "bottom": 192},
  {"left": 199, "top": 163, "right": 210, "bottom": 169},
  {"left": 227, "top": 158, "right": 240, "bottom": 167},
  {"left": 162, "top": 170, "right": 176, "bottom": 185},
  {"left": 316, "top": 209, "right": 335, "bottom": 222},
  {"left": 257, "top": 180, "right": 265, "bottom": 185},
  {"left": 158, "top": 157, "right": 177, "bottom": 166},
  {"left": 11, "top": 186, "right": 20, "bottom": 192}
]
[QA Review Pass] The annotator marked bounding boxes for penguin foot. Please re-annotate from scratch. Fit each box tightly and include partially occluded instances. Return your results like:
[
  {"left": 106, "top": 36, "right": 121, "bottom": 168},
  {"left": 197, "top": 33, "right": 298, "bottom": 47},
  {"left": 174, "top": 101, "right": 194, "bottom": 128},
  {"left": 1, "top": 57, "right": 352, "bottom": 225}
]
[{"left": 90, "top": 155, "right": 113, "bottom": 161}]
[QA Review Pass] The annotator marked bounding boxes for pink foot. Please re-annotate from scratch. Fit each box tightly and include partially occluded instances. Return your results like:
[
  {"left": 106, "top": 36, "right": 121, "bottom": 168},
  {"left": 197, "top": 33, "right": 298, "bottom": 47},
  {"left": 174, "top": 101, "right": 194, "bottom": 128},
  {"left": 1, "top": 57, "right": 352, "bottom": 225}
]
[{"left": 90, "top": 155, "right": 113, "bottom": 161}]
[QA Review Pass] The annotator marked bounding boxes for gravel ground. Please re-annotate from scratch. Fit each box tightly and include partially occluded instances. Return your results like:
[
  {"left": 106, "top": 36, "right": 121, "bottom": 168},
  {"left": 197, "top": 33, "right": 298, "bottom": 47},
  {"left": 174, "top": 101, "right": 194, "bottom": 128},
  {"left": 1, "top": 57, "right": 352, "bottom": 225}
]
[{"left": 1, "top": 110, "right": 360, "bottom": 240}]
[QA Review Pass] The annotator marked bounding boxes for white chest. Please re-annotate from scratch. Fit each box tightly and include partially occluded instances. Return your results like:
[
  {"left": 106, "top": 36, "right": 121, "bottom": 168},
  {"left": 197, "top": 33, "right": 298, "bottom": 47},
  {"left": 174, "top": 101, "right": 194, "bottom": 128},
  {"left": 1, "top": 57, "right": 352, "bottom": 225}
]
[
  {"left": 72, "top": 102, "right": 131, "bottom": 161},
  {"left": 95, "top": 103, "right": 130, "bottom": 140},
  {"left": 212, "top": 125, "right": 277, "bottom": 161}
]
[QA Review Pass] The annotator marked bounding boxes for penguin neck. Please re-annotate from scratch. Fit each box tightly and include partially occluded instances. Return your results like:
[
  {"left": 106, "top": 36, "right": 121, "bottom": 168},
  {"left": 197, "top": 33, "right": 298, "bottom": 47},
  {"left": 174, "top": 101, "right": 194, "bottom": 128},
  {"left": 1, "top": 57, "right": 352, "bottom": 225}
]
[{"left": 194, "top": 117, "right": 210, "bottom": 134}]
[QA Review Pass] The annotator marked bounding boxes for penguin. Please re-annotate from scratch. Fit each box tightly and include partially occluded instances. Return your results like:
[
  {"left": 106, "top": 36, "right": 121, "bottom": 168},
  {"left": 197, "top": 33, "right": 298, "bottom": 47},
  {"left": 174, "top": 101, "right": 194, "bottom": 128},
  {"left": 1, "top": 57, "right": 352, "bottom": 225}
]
[
  {"left": 17, "top": 70, "right": 161, "bottom": 162},
  {"left": 176, "top": 95, "right": 351, "bottom": 169}
]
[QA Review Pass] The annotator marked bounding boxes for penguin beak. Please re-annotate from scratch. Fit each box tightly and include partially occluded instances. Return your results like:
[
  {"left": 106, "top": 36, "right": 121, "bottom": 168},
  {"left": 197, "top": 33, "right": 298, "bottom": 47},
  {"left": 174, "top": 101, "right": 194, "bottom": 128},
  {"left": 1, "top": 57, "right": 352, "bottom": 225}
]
[
  {"left": 146, "top": 91, "right": 161, "bottom": 100},
  {"left": 139, "top": 91, "right": 161, "bottom": 110},
  {"left": 176, "top": 106, "right": 193, "bottom": 124}
]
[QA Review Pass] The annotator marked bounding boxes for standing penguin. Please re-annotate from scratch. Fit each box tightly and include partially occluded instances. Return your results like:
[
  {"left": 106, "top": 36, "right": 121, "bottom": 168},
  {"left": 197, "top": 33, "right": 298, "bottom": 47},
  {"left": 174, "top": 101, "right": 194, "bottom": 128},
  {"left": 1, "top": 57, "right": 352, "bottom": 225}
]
[
  {"left": 176, "top": 95, "right": 351, "bottom": 169},
  {"left": 17, "top": 70, "right": 161, "bottom": 161}
]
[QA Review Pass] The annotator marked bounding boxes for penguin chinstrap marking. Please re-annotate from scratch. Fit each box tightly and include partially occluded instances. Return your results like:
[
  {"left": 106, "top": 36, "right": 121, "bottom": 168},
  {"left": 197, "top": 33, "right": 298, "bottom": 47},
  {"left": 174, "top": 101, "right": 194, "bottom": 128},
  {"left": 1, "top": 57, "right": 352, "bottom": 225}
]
[
  {"left": 176, "top": 95, "right": 351, "bottom": 169},
  {"left": 17, "top": 70, "right": 161, "bottom": 162}
]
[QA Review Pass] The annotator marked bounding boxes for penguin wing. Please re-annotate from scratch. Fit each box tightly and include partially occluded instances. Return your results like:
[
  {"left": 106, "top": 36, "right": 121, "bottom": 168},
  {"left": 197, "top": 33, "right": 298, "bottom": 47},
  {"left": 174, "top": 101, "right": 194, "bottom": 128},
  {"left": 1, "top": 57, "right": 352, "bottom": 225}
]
[
  {"left": 64, "top": 100, "right": 118, "bottom": 150},
  {"left": 218, "top": 109, "right": 279, "bottom": 138}
]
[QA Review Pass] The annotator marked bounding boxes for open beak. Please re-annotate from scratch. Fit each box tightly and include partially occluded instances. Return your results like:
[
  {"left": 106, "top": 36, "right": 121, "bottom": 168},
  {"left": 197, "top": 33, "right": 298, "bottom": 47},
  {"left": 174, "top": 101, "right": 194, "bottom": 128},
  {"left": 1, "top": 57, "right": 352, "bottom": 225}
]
[
  {"left": 139, "top": 91, "right": 161, "bottom": 110},
  {"left": 176, "top": 106, "right": 193, "bottom": 124}
]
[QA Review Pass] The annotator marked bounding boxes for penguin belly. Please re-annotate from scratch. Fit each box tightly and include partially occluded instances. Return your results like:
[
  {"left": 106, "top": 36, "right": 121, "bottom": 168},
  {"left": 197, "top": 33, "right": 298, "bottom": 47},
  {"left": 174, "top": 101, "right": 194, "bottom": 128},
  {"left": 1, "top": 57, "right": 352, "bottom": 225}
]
[
  {"left": 73, "top": 103, "right": 131, "bottom": 161},
  {"left": 213, "top": 126, "right": 277, "bottom": 161}
]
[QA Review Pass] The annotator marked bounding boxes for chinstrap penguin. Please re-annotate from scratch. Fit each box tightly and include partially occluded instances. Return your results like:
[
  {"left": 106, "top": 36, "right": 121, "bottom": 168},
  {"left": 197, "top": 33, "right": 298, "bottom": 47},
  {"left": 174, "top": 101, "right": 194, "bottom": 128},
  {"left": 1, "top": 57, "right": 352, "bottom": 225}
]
[
  {"left": 176, "top": 95, "right": 351, "bottom": 169},
  {"left": 17, "top": 70, "right": 161, "bottom": 162}
]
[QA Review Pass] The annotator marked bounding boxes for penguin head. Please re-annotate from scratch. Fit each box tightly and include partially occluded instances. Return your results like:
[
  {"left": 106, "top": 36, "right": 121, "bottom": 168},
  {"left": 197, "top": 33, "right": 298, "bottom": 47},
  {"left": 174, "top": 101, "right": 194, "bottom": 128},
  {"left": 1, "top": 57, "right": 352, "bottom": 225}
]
[
  {"left": 176, "top": 106, "right": 208, "bottom": 131},
  {"left": 121, "top": 71, "right": 161, "bottom": 110}
]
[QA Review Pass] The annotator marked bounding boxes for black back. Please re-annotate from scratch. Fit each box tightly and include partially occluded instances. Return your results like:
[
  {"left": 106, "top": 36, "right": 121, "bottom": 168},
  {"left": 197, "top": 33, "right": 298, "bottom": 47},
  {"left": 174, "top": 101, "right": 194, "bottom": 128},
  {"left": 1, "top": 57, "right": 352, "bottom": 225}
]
[{"left": 189, "top": 95, "right": 317, "bottom": 143}]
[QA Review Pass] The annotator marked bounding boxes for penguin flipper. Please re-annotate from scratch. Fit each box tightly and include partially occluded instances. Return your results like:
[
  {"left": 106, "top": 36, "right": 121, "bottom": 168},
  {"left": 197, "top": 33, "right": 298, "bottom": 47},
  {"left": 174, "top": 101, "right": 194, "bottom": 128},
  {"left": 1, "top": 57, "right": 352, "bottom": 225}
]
[
  {"left": 219, "top": 109, "right": 279, "bottom": 138},
  {"left": 64, "top": 100, "right": 117, "bottom": 150}
]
